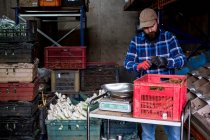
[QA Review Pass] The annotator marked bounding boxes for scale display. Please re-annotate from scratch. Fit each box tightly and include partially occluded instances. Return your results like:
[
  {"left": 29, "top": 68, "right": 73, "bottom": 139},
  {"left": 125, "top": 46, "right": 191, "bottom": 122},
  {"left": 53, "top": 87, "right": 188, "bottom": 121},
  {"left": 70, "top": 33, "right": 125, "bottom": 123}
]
[{"left": 99, "top": 99, "right": 132, "bottom": 113}]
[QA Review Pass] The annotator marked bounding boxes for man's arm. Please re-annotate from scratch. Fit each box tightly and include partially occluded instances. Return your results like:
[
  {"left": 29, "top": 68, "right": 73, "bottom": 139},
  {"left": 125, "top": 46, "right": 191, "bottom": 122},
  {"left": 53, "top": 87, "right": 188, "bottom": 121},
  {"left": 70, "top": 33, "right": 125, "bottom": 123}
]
[
  {"left": 167, "top": 34, "right": 187, "bottom": 69},
  {"left": 124, "top": 37, "right": 139, "bottom": 72}
]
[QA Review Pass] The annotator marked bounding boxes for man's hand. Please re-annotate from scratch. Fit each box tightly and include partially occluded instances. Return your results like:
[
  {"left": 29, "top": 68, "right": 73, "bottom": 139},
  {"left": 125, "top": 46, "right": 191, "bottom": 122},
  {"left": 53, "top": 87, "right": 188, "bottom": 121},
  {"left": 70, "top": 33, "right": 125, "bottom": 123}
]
[
  {"left": 137, "top": 60, "right": 151, "bottom": 70},
  {"left": 151, "top": 56, "right": 168, "bottom": 67}
]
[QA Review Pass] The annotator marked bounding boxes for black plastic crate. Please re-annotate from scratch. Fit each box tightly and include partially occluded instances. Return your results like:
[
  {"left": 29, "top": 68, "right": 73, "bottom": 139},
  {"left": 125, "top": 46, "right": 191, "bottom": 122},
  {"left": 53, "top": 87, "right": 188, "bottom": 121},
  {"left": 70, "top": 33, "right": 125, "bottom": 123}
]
[
  {"left": 0, "top": 42, "right": 36, "bottom": 63},
  {"left": 80, "top": 62, "right": 119, "bottom": 92},
  {"left": 0, "top": 95, "right": 39, "bottom": 117},
  {"left": 61, "top": 0, "right": 84, "bottom": 6},
  {"left": 0, "top": 21, "right": 37, "bottom": 43},
  {"left": 0, "top": 131, "right": 40, "bottom": 140},
  {"left": 0, "top": 112, "right": 39, "bottom": 136}
]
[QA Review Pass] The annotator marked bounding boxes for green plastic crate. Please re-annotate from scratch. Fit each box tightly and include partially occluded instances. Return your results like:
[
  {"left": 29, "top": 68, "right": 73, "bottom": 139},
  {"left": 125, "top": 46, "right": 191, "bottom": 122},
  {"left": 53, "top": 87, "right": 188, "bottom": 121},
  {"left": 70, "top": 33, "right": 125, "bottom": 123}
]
[{"left": 46, "top": 119, "right": 101, "bottom": 140}]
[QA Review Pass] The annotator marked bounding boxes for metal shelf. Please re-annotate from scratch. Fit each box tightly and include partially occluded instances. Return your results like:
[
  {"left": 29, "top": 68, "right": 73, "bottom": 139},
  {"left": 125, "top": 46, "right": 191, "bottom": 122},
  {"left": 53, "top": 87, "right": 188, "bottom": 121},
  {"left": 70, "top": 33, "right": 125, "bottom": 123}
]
[
  {"left": 87, "top": 99, "right": 191, "bottom": 140},
  {"left": 123, "top": 0, "right": 177, "bottom": 11},
  {"left": 17, "top": 6, "right": 86, "bottom": 46},
  {"left": 123, "top": 0, "right": 154, "bottom": 11},
  {"left": 90, "top": 109, "right": 182, "bottom": 126}
]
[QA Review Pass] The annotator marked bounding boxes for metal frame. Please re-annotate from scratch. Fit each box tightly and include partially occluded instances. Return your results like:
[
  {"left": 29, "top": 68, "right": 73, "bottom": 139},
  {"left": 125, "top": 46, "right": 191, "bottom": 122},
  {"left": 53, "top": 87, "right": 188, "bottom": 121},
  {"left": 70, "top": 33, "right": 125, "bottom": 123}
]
[
  {"left": 17, "top": 6, "right": 86, "bottom": 46},
  {"left": 87, "top": 97, "right": 191, "bottom": 140}
]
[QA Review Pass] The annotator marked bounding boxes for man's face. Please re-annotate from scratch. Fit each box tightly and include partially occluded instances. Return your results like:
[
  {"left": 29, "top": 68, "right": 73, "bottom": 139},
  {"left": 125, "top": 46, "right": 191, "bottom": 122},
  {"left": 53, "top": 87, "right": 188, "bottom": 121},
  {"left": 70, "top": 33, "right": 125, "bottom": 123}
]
[{"left": 143, "top": 20, "right": 158, "bottom": 41}]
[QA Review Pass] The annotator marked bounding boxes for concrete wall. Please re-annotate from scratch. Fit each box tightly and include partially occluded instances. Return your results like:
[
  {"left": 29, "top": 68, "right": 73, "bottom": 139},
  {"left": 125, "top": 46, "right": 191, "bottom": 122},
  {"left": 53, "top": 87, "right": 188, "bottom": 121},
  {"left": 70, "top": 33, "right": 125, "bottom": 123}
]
[
  {"left": 86, "top": 0, "right": 138, "bottom": 65},
  {"left": 0, "top": 0, "right": 16, "bottom": 20}
]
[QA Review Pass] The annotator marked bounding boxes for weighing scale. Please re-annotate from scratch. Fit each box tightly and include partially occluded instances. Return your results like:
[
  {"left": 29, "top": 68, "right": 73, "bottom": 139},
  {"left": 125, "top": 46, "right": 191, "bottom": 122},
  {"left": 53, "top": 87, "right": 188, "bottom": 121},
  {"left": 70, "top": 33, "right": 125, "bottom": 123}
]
[{"left": 99, "top": 96, "right": 132, "bottom": 113}]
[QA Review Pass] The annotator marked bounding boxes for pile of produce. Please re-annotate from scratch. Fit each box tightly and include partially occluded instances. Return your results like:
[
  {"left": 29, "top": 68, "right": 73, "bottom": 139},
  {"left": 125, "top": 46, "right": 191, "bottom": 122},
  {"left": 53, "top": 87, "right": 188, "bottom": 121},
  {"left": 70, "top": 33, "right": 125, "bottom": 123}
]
[{"left": 47, "top": 91, "right": 104, "bottom": 120}]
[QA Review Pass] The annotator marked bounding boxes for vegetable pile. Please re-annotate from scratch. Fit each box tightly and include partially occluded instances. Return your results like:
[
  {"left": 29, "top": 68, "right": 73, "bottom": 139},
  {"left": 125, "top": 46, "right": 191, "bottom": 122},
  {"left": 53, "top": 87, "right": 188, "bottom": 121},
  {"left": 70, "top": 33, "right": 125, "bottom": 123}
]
[{"left": 47, "top": 91, "right": 104, "bottom": 120}]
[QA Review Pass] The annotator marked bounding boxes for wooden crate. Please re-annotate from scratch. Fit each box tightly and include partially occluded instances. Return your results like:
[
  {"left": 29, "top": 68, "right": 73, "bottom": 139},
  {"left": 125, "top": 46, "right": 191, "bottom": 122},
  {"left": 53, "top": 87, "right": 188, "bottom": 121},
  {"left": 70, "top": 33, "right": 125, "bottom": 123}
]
[
  {"left": 0, "top": 78, "right": 40, "bottom": 102},
  {"left": 0, "top": 59, "right": 38, "bottom": 83},
  {"left": 19, "top": 0, "right": 38, "bottom": 7}
]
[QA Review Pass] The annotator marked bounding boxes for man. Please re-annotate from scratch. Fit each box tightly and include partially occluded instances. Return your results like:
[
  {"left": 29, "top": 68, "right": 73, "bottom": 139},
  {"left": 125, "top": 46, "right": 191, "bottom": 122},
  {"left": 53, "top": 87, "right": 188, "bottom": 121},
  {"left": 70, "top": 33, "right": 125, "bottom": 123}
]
[{"left": 124, "top": 8, "right": 186, "bottom": 140}]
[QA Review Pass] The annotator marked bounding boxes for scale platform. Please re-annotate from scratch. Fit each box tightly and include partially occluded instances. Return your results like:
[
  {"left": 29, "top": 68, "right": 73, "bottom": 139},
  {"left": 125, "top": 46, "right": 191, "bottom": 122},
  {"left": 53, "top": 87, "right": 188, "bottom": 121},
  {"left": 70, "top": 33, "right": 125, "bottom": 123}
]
[{"left": 99, "top": 97, "right": 132, "bottom": 113}]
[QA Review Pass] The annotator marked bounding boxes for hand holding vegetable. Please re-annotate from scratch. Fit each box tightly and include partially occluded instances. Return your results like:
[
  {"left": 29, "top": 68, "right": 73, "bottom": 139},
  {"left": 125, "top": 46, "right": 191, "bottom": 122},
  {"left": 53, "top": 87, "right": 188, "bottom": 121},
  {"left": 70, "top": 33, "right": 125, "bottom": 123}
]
[{"left": 151, "top": 56, "right": 168, "bottom": 67}]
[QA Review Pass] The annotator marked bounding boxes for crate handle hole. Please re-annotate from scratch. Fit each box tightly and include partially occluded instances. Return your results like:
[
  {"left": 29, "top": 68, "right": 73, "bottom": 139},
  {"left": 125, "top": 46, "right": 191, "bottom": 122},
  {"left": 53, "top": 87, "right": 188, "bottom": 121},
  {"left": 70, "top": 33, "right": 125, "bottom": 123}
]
[
  {"left": 68, "top": 125, "right": 71, "bottom": 130},
  {"left": 149, "top": 86, "right": 164, "bottom": 91},
  {"left": 160, "top": 78, "right": 170, "bottom": 82}
]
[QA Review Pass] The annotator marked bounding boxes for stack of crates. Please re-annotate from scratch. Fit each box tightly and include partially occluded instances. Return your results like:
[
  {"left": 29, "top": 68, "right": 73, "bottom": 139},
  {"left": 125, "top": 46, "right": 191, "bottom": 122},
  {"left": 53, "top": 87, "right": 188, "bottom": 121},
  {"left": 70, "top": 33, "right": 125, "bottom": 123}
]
[
  {"left": 0, "top": 21, "right": 40, "bottom": 139},
  {"left": 44, "top": 46, "right": 86, "bottom": 94},
  {"left": 133, "top": 74, "right": 187, "bottom": 121},
  {"left": 44, "top": 46, "right": 96, "bottom": 139},
  {"left": 80, "top": 62, "right": 131, "bottom": 139},
  {"left": 44, "top": 47, "right": 122, "bottom": 139}
]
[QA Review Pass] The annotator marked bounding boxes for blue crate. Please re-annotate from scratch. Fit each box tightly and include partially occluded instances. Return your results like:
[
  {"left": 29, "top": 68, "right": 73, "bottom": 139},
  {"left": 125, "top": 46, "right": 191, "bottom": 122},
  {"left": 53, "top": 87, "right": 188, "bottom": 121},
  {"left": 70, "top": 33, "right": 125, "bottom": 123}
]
[{"left": 46, "top": 119, "right": 101, "bottom": 140}]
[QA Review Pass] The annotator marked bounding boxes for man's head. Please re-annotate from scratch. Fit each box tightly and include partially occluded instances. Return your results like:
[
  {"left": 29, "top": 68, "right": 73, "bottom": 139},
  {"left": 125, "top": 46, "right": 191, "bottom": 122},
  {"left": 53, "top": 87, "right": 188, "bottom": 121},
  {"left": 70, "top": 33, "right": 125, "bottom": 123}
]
[
  {"left": 139, "top": 8, "right": 159, "bottom": 41},
  {"left": 139, "top": 8, "right": 158, "bottom": 29}
]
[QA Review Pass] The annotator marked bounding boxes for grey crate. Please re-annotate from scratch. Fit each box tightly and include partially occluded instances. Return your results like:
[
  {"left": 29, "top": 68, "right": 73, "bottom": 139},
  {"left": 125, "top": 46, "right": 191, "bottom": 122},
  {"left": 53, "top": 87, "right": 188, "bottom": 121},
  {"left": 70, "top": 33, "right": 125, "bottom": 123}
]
[{"left": 51, "top": 70, "right": 80, "bottom": 93}]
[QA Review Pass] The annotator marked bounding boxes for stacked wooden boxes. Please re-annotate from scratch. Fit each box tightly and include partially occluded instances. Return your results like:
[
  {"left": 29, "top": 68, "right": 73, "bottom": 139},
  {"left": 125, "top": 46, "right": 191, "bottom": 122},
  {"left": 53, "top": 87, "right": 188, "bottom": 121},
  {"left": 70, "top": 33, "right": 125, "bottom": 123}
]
[{"left": 0, "top": 22, "right": 40, "bottom": 139}]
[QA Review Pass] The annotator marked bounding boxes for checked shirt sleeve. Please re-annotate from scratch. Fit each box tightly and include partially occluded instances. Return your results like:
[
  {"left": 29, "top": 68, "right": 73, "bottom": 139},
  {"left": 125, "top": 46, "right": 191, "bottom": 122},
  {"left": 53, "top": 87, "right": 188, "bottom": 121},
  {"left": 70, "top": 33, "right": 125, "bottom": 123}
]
[
  {"left": 167, "top": 33, "right": 187, "bottom": 69},
  {"left": 124, "top": 37, "right": 139, "bottom": 72}
]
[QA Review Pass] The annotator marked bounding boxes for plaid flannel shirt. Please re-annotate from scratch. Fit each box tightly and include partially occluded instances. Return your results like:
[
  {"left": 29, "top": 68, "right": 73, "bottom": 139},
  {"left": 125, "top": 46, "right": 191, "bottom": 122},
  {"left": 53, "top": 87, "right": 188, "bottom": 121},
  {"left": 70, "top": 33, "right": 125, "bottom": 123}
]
[{"left": 124, "top": 29, "right": 186, "bottom": 76}]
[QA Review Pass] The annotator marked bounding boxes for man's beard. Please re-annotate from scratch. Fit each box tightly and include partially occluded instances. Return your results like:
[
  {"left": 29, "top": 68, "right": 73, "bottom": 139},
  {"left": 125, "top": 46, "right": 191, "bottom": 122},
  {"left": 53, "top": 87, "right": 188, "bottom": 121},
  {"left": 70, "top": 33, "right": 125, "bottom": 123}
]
[
  {"left": 147, "top": 32, "right": 156, "bottom": 40},
  {"left": 145, "top": 30, "right": 160, "bottom": 42}
]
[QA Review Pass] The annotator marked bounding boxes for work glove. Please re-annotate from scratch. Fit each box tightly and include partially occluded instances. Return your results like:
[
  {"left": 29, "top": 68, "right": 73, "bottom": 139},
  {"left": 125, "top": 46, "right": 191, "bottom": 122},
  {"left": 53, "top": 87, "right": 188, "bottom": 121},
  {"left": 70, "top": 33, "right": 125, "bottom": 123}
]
[
  {"left": 151, "top": 56, "right": 168, "bottom": 67},
  {"left": 137, "top": 60, "right": 151, "bottom": 71}
]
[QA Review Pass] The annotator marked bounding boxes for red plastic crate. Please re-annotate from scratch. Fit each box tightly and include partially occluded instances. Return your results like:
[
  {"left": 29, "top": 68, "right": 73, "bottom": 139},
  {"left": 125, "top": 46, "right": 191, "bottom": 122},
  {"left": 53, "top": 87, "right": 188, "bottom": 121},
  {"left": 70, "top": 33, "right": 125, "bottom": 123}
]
[
  {"left": 39, "top": 0, "right": 61, "bottom": 6},
  {"left": 0, "top": 78, "right": 39, "bottom": 101},
  {"left": 133, "top": 74, "right": 187, "bottom": 121},
  {"left": 44, "top": 46, "right": 86, "bottom": 70}
]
